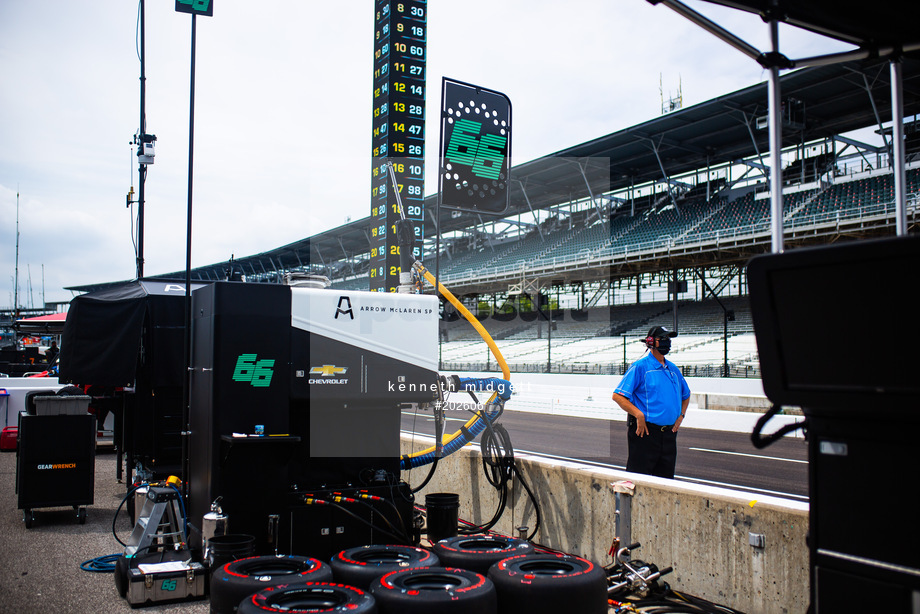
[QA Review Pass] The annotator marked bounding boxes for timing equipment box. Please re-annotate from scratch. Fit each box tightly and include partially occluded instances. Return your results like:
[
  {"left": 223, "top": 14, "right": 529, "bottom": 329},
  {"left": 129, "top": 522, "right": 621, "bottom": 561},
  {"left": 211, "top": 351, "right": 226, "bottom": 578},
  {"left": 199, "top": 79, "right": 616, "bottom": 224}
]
[
  {"left": 188, "top": 282, "right": 438, "bottom": 554},
  {"left": 125, "top": 561, "right": 207, "bottom": 607}
]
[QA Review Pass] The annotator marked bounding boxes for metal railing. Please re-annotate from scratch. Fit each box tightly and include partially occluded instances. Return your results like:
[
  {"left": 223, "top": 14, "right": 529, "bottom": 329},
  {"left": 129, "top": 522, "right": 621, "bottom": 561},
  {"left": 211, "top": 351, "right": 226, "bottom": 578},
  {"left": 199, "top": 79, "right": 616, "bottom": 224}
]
[
  {"left": 436, "top": 196, "right": 915, "bottom": 288},
  {"left": 440, "top": 360, "right": 761, "bottom": 379}
]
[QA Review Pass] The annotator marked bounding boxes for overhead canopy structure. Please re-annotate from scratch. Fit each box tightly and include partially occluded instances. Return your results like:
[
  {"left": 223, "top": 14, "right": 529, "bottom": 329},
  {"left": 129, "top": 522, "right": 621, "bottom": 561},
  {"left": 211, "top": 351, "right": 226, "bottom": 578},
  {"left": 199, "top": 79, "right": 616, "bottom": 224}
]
[
  {"left": 14, "top": 313, "right": 67, "bottom": 336},
  {"left": 650, "top": 0, "right": 920, "bottom": 249},
  {"left": 696, "top": 0, "right": 920, "bottom": 56},
  {"left": 509, "top": 58, "right": 920, "bottom": 197}
]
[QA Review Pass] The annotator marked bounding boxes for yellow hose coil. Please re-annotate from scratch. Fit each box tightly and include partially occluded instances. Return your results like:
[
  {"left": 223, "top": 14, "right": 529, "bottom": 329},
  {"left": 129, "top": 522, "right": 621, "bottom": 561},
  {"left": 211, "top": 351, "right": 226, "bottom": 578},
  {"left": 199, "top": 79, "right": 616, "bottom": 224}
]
[{"left": 403, "top": 262, "right": 511, "bottom": 459}]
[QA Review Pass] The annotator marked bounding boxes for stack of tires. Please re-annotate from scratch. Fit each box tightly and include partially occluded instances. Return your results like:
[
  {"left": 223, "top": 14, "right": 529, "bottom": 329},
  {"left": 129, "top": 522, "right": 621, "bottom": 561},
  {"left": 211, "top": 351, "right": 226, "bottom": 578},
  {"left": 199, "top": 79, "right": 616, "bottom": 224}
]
[
  {"left": 210, "top": 555, "right": 337, "bottom": 614},
  {"left": 429, "top": 535, "right": 608, "bottom": 614},
  {"left": 237, "top": 583, "right": 377, "bottom": 614},
  {"left": 329, "top": 544, "right": 439, "bottom": 589},
  {"left": 209, "top": 546, "right": 441, "bottom": 614},
  {"left": 486, "top": 551, "right": 608, "bottom": 614},
  {"left": 209, "top": 538, "right": 608, "bottom": 614}
]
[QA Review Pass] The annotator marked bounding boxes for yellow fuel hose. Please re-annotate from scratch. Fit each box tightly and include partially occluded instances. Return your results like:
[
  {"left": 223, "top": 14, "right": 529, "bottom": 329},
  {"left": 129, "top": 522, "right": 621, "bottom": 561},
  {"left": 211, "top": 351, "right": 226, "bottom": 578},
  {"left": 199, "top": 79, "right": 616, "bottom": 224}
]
[
  {"left": 402, "top": 261, "right": 510, "bottom": 461},
  {"left": 416, "top": 262, "right": 510, "bottom": 381}
]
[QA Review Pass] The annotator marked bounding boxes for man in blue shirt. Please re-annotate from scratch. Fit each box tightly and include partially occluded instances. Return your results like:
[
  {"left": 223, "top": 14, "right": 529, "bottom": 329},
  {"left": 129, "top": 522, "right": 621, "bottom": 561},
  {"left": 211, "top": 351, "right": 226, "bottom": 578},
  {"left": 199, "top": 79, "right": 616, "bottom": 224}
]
[{"left": 612, "top": 326, "right": 690, "bottom": 479}]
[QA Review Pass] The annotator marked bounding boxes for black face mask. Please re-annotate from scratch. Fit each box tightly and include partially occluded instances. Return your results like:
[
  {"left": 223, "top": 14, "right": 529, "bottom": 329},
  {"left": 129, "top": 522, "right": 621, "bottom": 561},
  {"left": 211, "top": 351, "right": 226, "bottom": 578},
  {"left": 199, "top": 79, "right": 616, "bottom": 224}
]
[{"left": 656, "top": 338, "right": 671, "bottom": 355}]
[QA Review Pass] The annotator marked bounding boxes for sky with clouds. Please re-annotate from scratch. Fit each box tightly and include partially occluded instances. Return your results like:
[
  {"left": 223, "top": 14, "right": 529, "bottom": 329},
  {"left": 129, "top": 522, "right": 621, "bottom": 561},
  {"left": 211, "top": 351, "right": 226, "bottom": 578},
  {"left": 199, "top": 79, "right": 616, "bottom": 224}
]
[{"left": 0, "top": 0, "right": 856, "bottom": 308}]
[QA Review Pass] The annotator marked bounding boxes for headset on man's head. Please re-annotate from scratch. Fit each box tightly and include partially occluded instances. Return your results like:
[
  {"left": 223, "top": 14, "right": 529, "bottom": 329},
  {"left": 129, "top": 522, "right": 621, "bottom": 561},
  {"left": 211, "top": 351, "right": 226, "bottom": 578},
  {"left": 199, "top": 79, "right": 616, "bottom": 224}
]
[{"left": 644, "top": 326, "right": 676, "bottom": 352}]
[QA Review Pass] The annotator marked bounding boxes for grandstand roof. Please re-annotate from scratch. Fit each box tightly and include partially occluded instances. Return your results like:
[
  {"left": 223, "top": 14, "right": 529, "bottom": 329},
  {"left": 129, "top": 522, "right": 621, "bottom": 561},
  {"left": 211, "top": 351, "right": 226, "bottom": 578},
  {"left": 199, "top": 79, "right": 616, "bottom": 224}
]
[
  {"left": 68, "top": 56, "right": 920, "bottom": 292},
  {"left": 487, "top": 57, "right": 920, "bottom": 220}
]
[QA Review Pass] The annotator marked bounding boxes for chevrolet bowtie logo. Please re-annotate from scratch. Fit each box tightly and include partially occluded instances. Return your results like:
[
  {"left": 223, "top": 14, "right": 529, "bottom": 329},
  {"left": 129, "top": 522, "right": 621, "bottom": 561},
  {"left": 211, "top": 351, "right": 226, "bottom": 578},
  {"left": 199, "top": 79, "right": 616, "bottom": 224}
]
[{"left": 310, "top": 365, "right": 348, "bottom": 377}]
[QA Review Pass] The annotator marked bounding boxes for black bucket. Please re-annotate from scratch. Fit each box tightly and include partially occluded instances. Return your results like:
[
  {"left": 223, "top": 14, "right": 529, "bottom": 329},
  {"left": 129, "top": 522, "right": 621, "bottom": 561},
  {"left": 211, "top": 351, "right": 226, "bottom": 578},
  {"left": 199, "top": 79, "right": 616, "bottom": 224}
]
[
  {"left": 207, "top": 533, "right": 256, "bottom": 573},
  {"left": 425, "top": 492, "right": 459, "bottom": 544}
]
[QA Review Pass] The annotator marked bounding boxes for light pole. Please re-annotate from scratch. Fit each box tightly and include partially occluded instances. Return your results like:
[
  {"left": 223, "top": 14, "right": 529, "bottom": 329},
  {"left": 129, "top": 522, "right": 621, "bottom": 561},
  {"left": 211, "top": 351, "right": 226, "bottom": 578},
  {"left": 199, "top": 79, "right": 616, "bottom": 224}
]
[{"left": 175, "top": 0, "right": 213, "bottom": 494}]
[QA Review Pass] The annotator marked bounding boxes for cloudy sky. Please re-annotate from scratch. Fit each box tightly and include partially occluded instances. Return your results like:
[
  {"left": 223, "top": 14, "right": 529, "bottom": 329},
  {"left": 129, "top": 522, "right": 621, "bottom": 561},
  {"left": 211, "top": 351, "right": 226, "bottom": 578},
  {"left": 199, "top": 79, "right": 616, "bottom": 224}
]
[{"left": 0, "top": 0, "right": 854, "bottom": 307}]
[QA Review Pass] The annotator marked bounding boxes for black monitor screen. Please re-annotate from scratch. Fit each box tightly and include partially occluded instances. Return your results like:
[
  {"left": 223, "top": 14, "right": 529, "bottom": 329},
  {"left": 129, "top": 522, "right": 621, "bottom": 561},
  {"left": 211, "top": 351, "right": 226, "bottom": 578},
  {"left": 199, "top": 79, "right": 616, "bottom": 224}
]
[{"left": 749, "top": 235, "right": 919, "bottom": 412}]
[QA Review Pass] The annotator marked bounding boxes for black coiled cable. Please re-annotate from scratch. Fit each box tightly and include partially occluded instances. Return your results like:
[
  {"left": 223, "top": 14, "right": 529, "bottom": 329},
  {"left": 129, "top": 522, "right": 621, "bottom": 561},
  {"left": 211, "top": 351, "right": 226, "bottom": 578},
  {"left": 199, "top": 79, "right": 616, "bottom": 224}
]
[{"left": 455, "top": 408, "right": 542, "bottom": 541}]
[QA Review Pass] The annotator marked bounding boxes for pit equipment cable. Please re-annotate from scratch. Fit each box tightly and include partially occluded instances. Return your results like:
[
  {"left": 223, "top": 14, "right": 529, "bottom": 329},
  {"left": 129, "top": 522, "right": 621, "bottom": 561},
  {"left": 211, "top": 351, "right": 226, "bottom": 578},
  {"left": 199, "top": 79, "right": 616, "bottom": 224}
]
[{"left": 399, "top": 260, "right": 511, "bottom": 471}]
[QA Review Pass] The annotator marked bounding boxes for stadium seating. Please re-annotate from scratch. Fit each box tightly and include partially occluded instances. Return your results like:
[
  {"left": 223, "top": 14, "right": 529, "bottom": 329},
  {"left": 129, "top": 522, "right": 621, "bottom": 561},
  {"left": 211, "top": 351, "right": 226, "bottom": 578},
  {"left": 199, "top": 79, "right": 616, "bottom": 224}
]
[
  {"left": 429, "top": 165, "right": 920, "bottom": 283},
  {"left": 330, "top": 164, "right": 919, "bottom": 375},
  {"left": 437, "top": 297, "right": 757, "bottom": 376}
]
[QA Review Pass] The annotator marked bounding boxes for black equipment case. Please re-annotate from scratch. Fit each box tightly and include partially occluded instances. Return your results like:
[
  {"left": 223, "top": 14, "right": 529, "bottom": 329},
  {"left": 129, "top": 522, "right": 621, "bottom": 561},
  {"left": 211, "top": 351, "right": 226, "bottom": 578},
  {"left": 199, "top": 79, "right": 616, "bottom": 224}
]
[
  {"left": 749, "top": 234, "right": 920, "bottom": 612},
  {"left": 16, "top": 399, "right": 95, "bottom": 527}
]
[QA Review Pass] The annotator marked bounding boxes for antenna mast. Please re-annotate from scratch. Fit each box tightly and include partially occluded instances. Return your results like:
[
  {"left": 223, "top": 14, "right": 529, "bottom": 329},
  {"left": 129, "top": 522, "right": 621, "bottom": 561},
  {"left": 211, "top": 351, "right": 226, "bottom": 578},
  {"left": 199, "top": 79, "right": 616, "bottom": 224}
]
[
  {"left": 660, "top": 74, "right": 684, "bottom": 115},
  {"left": 137, "top": 0, "right": 147, "bottom": 279},
  {"left": 14, "top": 190, "right": 20, "bottom": 319}
]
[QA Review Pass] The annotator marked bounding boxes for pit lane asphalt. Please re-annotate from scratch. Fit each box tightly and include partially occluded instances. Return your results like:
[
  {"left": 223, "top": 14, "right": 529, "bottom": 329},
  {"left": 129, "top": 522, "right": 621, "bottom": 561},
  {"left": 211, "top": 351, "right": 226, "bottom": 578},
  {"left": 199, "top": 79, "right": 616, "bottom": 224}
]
[{"left": 0, "top": 448, "right": 210, "bottom": 613}]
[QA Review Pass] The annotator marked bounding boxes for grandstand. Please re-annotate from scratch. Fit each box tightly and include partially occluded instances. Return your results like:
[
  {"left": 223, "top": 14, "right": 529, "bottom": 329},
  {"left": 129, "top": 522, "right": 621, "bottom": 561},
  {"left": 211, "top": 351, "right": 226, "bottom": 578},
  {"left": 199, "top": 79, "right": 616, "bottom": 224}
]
[
  {"left": 417, "top": 163, "right": 920, "bottom": 288},
  {"left": 68, "top": 57, "right": 920, "bottom": 379},
  {"left": 438, "top": 296, "right": 758, "bottom": 377}
]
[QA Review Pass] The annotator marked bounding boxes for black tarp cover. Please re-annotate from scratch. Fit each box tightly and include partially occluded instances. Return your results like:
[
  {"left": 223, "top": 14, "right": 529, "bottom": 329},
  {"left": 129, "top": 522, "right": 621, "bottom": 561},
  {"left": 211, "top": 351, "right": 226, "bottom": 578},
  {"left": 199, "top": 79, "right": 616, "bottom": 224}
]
[{"left": 59, "top": 280, "right": 204, "bottom": 387}]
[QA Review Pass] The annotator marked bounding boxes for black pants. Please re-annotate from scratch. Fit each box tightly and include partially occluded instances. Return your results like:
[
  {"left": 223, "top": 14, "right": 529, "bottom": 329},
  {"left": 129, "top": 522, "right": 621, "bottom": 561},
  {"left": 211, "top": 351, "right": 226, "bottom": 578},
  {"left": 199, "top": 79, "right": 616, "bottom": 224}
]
[{"left": 626, "top": 415, "right": 677, "bottom": 479}]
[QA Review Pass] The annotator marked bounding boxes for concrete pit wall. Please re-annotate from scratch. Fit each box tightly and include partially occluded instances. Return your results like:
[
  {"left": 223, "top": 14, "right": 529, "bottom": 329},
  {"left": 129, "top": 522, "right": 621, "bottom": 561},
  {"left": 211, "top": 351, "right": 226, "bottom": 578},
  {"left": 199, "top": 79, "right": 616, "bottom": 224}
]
[{"left": 401, "top": 434, "right": 809, "bottom": 614}]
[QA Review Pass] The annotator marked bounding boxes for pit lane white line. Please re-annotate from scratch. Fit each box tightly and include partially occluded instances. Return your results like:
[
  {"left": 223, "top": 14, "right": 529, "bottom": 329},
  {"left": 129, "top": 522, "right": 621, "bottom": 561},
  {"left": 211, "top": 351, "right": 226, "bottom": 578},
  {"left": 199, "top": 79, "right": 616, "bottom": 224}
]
[
  {"left": 676, "top": 475, "right": 809, "bottom": 502},
  {"left": 688, "top": 447, "right": 807, "bottom": 464},
  {"left": 398, "top": 431, "right": 808, "bottom": 501},
  {"left": 504, "top": 447, "right": 809, "bottom": 502}
]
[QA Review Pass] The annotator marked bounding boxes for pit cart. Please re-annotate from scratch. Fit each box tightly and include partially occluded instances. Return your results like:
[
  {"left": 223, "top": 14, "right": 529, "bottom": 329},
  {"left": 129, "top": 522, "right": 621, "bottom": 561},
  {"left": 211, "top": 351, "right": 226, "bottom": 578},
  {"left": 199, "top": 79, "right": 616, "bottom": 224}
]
[{"left": 15, "top": 394, "right": 95, "bottom": 528}]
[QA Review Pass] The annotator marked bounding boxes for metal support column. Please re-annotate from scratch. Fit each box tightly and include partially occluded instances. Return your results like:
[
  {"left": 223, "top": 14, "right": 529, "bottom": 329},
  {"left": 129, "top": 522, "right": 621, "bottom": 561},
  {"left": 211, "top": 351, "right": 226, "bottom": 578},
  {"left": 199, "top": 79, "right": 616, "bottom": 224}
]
[
  {"left": 647, "top": 138, "right": 680, "bottom": 212},
  {"left": 891, "top": 59, "right": 907, "bottom": 236},
  {"left": 516, "top": 179, "right": 544, "bottom": 241},
  {"left": 181, "top": 12, "right": 198, "bottom": 494},
  {"left": 768, "top": 19, "right": 784, "bottom": 253},
  {"left": 861, "top": 73, "right": 891, "bottom": 152},
  {"left": 671, "top": 268, "right": 679, "bottom": 333},
  {"left": 706, "top": 157, "right": 711, "bottom": 202},
  {"left": 575, "top": 159, "right": 606, "bottom": 220}
]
